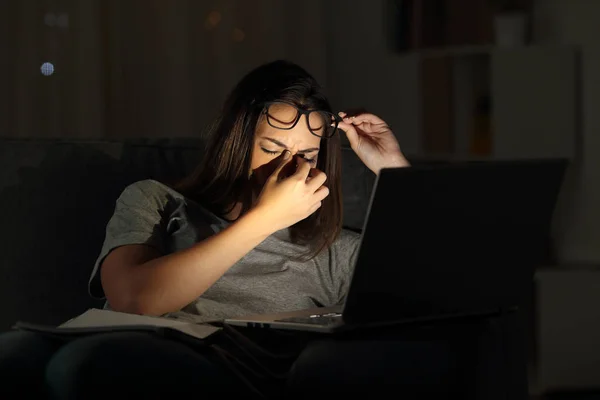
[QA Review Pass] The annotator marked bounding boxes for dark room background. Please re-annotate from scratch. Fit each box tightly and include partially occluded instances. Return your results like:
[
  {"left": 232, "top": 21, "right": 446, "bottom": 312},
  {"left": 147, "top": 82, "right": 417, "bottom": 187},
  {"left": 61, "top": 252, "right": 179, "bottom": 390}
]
[{"left": 1, "top": 0, "right": 600, "bottom": 394}]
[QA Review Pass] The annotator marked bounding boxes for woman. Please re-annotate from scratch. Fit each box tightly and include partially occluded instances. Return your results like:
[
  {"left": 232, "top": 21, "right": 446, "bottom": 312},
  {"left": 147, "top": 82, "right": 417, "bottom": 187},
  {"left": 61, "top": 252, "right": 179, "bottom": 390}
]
[
  {"left": 90, "top": 59, "right": 408, "bottom": 322},
  {"left": 0, "top": 60, "right": 465, "bottom": 399}
]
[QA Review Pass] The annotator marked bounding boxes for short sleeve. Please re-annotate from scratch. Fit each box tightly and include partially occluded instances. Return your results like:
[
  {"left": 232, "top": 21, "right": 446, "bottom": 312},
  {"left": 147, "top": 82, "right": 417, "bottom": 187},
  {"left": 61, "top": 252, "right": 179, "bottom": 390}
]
[
  {"left": 330, "top": 229, "right": 361, "bottom": 304},
  {"left": 88, "top": 180, "right": 168, "bottom": 299}
]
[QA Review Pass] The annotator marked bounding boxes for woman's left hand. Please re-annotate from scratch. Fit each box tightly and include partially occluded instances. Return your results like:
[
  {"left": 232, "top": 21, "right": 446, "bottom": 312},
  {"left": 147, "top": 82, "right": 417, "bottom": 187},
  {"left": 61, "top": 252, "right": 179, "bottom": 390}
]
[{"left": 338, "top": 112, "right": 410, "bottom": 174}]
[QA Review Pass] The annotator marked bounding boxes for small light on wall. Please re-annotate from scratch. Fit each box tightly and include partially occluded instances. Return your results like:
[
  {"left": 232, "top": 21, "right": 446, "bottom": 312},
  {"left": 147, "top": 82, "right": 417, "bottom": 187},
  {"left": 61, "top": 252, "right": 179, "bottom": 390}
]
[
  {"left": 41, "top": 62, "right": 55, "bottom": 76},
  {"left": 204, "top": 11, "right": 221, "bottom": 30},
  {"left": 232, "top": 28, "right": 245, "bottom": 42}
]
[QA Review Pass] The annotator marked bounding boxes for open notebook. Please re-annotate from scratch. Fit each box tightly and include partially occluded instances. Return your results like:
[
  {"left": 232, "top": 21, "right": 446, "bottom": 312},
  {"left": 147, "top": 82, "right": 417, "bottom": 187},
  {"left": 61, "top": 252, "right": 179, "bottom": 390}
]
[{"left": 13, "top": 308, "right": 221, "bottom": 341}]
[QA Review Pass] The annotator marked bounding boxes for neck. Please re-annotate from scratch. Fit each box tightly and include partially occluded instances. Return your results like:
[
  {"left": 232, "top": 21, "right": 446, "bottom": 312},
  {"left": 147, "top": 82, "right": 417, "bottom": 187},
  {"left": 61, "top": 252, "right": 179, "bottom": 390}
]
[{"left": 222, "top": 181, "right": 261, "bottom": 221}]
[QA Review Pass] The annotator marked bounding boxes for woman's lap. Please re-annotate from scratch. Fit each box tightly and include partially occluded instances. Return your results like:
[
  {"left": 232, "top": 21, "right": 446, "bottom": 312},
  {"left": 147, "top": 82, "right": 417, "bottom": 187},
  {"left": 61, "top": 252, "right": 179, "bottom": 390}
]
[
  {"left": 0, "top": 330, "right": 257, "bottom": 399},
  {"left": 286, "top": 316, "right": 518, "bottom": 399},
  {"left": 0, "top": 323, "right": 483, "bottom": 399}
]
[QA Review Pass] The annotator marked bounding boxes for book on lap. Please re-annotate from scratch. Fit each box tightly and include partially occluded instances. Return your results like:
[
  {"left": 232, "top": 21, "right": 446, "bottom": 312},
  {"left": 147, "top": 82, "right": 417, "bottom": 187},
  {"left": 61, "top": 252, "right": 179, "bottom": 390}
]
[{"left": 13, "top": 308, "right": 221, "bottom": 341}]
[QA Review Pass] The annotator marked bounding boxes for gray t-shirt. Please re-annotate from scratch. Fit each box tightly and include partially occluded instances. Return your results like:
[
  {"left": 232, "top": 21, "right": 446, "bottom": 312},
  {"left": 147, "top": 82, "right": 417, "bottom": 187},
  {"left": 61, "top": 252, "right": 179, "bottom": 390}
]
[{"left": 89, "top": 180, "right": 361, "bottom": 323}]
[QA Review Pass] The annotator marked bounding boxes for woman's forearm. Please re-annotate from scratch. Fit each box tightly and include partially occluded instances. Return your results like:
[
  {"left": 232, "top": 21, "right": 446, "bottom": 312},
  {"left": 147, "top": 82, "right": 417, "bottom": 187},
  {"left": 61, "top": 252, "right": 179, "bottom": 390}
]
[{"left": 113, "top": 208, "right": 273, "bottom": 316}]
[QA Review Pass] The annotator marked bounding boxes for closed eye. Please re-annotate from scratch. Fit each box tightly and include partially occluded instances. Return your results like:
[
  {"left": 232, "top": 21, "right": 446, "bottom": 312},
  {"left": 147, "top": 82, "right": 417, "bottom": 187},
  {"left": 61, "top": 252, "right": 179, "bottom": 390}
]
[
  {"left": 260, "top": 148, "right": 317, "bottom": 164},
  {"left": 261, "top": 148, "right": 279, "bottom": 155}
]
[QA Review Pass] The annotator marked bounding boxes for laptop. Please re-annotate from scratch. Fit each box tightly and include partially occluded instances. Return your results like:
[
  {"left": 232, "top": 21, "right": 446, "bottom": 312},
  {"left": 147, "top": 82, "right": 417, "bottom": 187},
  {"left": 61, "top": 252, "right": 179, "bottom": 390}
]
[{"left": 224, "top": 158, "right": 568, "bottom": 333}]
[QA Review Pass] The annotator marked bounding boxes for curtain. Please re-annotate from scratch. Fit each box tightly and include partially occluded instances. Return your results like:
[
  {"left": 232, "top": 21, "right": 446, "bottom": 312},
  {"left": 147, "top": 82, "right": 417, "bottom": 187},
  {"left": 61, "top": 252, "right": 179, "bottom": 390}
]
[{"left": 0, "top": 0, "right": 327, "bottom": 138}]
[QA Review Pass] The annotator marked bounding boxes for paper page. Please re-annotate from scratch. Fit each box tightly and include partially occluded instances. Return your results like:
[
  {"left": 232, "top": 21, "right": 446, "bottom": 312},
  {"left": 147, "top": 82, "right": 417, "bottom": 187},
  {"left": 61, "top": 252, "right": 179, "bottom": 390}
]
[{"left": 59, "top": 309, "right": 220, "bottom": 339}]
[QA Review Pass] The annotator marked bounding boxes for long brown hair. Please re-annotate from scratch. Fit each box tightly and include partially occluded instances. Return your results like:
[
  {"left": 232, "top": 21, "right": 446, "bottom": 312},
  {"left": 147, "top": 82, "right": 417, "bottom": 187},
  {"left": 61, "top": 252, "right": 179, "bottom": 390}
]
[{"left": 174, "top": 60, "right": 343, "bottom": 258}]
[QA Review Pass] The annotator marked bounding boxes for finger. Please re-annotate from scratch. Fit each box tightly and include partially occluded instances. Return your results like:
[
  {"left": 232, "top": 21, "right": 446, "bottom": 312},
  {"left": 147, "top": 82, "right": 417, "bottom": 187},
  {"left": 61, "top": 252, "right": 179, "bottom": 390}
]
[
  {"left": 313, "top": 185, "right": 330, "bottom": 202},
  {"left": 308, "top": 200, "right": 323, "bottom": 214},
  {"left": 293, "top": 156, "right": 312, "bottom": 180},
  {"left": 306, "top": 169, "right": 327, "bottom": 192},
  {"left": 344, "top": 113, "right": 388, "bottom": 126},
  {"left": 269, "top": 150, "right": 292, "bottom": 180},
  {"left": 305, "top": 167, "right": 316, "bottom": 182},
  {"left": 306, "top": 167, "right": 323, "bottom": 179},
  {"left": 338, "top": 111, "right": 347, "bottom": 119},
  {"left": 338, "top": 121, "right": 360, "bottom": 149}
]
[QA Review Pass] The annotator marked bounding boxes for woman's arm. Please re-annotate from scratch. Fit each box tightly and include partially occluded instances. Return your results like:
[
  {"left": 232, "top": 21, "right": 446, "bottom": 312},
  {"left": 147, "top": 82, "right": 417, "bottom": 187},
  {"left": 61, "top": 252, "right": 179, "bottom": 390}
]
[
  {"left": 101, "top": 207, "right": 272, "bottom": 316},
  {"left": 101, "top": 152, "right": 327, "bottom": 317}
]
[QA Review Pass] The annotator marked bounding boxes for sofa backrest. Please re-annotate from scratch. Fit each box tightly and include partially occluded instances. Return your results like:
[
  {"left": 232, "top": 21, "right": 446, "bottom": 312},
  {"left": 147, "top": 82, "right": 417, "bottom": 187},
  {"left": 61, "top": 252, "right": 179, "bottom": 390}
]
[{"left": 0, "top": 138, "right": 374, "bottom": 330}]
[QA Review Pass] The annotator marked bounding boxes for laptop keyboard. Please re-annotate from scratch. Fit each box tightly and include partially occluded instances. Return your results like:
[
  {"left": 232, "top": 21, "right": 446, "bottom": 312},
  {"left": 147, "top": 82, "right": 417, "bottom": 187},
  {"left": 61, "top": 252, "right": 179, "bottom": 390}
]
[{"left": 275, "top": 312, "right": 342, "bottom": 325}]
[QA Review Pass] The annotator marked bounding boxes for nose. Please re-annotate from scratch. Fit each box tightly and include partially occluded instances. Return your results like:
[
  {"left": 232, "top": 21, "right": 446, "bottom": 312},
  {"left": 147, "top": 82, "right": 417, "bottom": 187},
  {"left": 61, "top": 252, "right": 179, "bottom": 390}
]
[{"left": 287, "top": 145, "right": 300, "bottom": 157}]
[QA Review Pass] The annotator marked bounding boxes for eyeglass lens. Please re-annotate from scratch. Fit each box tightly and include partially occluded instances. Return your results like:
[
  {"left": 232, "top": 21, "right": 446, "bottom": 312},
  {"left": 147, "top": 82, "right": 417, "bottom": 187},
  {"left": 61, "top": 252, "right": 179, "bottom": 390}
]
[{"left": 266, "top": 102, "right": 337, "bottom": 138}]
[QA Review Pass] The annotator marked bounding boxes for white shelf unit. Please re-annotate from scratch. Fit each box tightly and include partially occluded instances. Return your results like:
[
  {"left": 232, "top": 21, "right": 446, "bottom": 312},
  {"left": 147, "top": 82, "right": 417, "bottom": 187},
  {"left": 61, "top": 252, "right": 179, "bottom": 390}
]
[
  {"left": 345, "top": 46, "right": 579, "bottom": 162},
  {"left": 529, "top": 267, "right": 600, "bottom": 395}
]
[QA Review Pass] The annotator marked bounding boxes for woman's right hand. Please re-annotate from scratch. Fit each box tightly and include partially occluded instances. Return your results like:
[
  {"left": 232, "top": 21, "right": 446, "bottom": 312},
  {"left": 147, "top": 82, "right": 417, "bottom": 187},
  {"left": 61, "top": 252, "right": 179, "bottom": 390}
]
[{"left": 254, "top": 150, "right": 329, "bottom": 232}]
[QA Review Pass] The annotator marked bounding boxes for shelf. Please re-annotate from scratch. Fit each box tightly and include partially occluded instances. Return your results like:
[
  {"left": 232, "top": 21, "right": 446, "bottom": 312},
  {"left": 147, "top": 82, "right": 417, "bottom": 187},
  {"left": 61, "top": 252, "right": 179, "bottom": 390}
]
[
  {"left": 400, "top": 45, "right": 492, "bottom": 59},
  {"left": 406, "top": 153, "right": 490, "bottom": 162},
  {"left": 404, "top": 153, "right": 566, "bottom": 163},
  {"left": 333, "top": 46, "right": 577, "bottom": 162},
  {"left": 392, "top": 45, "right": 578, "bottom": 60}
]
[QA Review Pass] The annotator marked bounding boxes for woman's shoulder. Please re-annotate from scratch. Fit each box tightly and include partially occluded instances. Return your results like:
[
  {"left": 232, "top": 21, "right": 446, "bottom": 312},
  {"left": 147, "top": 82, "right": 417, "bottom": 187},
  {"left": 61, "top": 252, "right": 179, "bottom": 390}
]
[
  {"left": 117, "top": 180, "right": 224, "bottom": 224},
  {"left": 339, "top": 227, "right": 360, "bottom": 239},
  {"left": 334, "top": 228, "right": 361, "bottom": 251},
  {"left": 117, "top": 179, "right": 186, "bottom": 207}
]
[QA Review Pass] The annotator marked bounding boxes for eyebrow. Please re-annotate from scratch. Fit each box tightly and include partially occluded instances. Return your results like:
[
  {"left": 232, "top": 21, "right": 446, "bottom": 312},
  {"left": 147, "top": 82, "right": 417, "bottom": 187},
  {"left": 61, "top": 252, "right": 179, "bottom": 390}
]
[{"left": 262, "top": 137, "right": 319, "bottom": 153}]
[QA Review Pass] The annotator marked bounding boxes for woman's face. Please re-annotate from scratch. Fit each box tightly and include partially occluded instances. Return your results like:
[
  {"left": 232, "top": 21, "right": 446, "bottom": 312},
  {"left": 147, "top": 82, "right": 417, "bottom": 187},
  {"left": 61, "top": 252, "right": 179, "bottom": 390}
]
[{"left": 250, "top": 110, "right": 322, "bottom": 181}]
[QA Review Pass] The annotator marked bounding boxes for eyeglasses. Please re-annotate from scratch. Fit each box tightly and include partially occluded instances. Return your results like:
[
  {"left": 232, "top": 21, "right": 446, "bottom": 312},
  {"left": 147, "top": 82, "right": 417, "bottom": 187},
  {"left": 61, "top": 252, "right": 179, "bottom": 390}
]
[{"left": 260, "top": 101, "right": 341, "bottom": 138}]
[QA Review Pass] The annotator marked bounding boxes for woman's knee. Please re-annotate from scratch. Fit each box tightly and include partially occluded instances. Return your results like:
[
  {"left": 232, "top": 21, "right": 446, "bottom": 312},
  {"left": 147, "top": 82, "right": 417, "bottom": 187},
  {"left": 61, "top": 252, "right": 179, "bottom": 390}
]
[
  {"left": 287, "top": 338, "right": 461, "bottom": 397},
  {"left": 0, "top": 329, "right": 55, "bottom": 355},
  {"left": 0, "top": 330, "right": 60, "bottom": 371},
  {"left": 45, "top": 331, "right": 242, "bottom": 399},
  {"left": 0, "top": 330, "right": 62, "bottom": 397}
]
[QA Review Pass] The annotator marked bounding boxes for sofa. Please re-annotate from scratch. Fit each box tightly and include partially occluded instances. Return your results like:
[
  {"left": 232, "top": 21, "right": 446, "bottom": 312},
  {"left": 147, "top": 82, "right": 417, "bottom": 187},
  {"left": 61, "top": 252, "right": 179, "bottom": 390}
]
[{"left": 0, "top": 137, "right": 529, "bottom": 399}]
